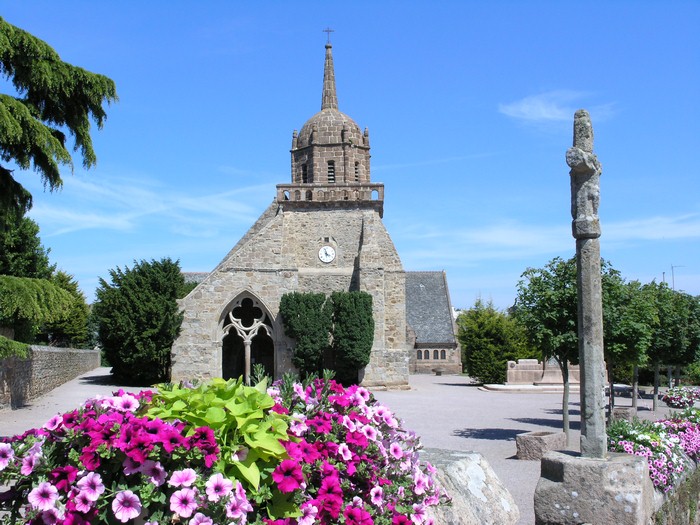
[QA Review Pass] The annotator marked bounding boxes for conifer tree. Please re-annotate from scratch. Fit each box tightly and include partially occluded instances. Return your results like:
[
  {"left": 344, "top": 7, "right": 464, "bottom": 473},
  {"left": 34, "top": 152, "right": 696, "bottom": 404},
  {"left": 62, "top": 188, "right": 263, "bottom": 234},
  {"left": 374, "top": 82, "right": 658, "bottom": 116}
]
[
  {"left": 0, "top": 16, "right": 117, "bottom": 221},
  {"left": 93, "top": 258, "right": 184, "bottom": 385}
]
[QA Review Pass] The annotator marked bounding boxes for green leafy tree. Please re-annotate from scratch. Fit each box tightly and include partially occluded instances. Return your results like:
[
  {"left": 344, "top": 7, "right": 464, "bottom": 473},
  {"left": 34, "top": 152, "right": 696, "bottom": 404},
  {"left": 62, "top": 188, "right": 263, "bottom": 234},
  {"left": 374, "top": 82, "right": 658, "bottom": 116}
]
[
  {"left": 0, "top": 215, "right": 54, "bottom": 278},
  {"left": 515, "top": 256, "right": 578, "bottom": 438},
  {"left": 330, "top": 291, "right": 374, "bottom": 386},
  {"left": 93, "top": 258, "right": 185, "bottom": 385},
  {"left": 601, "top": 275, "right": 657, "bottom": 408},
  {"left": 37, "top": 271, "right": 90, "bottom": 347},
  {"left": 456, "top": 298, "right": 535, "bottom": 384},
  {"left": 0, "top": 275, "right": 73, "bottom": 349},
  {"left": 0, "top": 16, "right": 117, "bottom": 221},
  {"left": 279, "top": 292, "right": 332, "bottom": 378}
]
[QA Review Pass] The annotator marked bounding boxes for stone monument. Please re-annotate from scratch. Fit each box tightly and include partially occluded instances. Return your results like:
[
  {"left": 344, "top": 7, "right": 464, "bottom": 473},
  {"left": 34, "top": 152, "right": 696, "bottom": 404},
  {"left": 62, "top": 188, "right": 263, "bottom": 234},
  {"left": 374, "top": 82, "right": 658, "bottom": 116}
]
[
  {"left": 567, "top": 109, "right": 606, "bottom": 458},
  {"left": 534, "top": 110, "right": 654, "bottom": 524}
]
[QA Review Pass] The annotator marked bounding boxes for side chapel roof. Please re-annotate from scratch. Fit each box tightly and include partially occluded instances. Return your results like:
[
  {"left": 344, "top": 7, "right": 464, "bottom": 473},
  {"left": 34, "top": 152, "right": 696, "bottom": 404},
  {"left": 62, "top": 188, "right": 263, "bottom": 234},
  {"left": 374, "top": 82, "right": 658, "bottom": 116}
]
[{"left": 405, "top": 271, "right": 458, "bottom": 346}]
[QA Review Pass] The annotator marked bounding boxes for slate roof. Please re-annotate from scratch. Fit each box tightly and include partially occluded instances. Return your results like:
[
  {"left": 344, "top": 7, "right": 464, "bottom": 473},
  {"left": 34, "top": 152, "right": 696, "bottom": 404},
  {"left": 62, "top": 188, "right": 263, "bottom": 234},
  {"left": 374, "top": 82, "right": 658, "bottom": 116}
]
[{"left": 405, "top": 271, "right": 457, "bottom": 345}]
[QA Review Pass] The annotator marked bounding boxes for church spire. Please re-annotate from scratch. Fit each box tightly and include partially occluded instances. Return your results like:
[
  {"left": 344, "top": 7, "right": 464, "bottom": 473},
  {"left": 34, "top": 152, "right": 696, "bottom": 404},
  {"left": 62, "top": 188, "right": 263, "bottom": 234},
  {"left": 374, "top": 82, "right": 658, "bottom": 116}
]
[{"left": 321, "top": 42, "right": 338, "bottom": 110}]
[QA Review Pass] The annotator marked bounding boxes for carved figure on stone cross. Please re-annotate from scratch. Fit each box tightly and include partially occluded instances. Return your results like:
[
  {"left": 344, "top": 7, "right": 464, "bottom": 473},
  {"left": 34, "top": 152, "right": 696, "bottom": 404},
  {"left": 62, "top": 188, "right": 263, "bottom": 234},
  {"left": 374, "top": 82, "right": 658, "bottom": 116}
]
[{"left": 567, "top": 109, "right": 602, "bottom": 239}]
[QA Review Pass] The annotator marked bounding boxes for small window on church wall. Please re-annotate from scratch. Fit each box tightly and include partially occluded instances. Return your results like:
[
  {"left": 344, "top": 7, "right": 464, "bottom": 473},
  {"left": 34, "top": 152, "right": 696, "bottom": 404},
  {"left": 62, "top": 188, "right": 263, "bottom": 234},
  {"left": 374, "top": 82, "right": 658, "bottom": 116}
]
[
  {"left": 305, "top": 190, "right": 313, "bottom": 201},
  {"left": 327, "top": 161, "right": 335, "bottom": 183},
  {"left": 371, "top": 189, "right": 379, "bottom": 200},
  {"left": 423, "top": 350, "right": 429, "bottom": 360},
  {"left": 417, "top": 350, "right": 422, "bottom": 360},
  {"left": 302, "top": 164, "right": 308, "bottom": 184},
  {"left": 441, "top": 350, "right": 446, "bottom": 360},
  {"left": 433, "top": 350, "right": 439, "bottom": 360},
  {"left": 354, "top": 162, "right": 360, "bottom": 182}
]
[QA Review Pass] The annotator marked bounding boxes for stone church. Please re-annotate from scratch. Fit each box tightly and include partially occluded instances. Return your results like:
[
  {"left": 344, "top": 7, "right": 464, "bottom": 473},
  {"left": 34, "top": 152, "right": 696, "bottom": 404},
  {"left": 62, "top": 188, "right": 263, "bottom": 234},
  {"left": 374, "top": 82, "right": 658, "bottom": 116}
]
[{"left": 171, "top": 42, "right": 460, "bottom": 388}]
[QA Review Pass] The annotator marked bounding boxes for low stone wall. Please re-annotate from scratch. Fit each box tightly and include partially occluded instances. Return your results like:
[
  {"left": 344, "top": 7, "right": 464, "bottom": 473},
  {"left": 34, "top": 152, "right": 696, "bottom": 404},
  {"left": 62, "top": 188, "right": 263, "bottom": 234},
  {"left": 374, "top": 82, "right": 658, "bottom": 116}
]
[{"left": 0, "top": 345, "right": 100, "bottom": 410}]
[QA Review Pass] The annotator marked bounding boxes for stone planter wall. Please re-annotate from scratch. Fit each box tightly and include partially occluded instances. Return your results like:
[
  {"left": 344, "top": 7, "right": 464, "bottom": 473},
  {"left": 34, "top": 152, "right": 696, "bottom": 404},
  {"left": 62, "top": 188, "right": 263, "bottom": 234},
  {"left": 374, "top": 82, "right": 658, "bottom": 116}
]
[
  {"left": 0, "top": 346, "right": 100, "bottom": 410},
  {"left": 516, "top": 431, "right": 567, "bottom": 461}
]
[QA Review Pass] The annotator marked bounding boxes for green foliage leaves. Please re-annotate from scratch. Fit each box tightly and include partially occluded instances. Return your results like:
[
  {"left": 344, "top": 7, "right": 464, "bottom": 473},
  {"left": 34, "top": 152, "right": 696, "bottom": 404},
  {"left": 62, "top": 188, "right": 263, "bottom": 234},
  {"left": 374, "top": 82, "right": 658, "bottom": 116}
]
[
  {"left": 38, "top": 271, "right": 90, "bottom": 347},
  {"left": 92, "top": 258, "right": 185, "bottom": 385},
  {"left": 279, "top": 291, "right": 374, "bottom": 385},
  {"left": 515, "top": 256, "right": 579, "bottom": 368},
  {"left": 456, "top": 298, "right": 535, "bottom": 384},
  {"left": 147, "top": 378, "right": 291, "bottom": 516},
  {"left": 0, "top": 275, "right": 73, "bottom": 328},
  {"left": 0, "top": 215, "right": 54, "bottom": 277},
  {"left": 0, "top": 16, "right": 117, "bottom": 219},
  {"left": 0, "top": 334, "right": 28, "bottom": 359},
  {"left": 279, "top": 292, "right": 332, "bottom": 377},
  {"left": 330, "top": 291, "right": 374, "bottom": 386}
]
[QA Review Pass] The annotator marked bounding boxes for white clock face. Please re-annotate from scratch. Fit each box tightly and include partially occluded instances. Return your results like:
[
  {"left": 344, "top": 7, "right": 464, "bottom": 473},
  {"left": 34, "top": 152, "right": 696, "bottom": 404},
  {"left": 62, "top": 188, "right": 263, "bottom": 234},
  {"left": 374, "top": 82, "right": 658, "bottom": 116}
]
[{"left": 318, "top": 245, "right": 336, "bottom": 263}]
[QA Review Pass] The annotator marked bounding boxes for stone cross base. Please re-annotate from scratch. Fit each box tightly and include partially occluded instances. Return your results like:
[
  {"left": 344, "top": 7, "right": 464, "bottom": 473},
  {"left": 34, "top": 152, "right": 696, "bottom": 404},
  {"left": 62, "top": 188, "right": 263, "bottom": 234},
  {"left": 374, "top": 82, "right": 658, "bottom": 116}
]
[{"left": 534, "top": 451, "right": 653, "bottom": 524}]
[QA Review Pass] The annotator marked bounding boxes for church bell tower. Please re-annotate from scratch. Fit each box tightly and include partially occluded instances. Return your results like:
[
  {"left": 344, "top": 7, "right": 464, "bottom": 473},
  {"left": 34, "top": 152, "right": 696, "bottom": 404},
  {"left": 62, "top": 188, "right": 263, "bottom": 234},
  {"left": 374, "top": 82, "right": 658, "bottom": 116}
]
[{"left": 277, "top": 43, "right": 384, "bottom": 217}]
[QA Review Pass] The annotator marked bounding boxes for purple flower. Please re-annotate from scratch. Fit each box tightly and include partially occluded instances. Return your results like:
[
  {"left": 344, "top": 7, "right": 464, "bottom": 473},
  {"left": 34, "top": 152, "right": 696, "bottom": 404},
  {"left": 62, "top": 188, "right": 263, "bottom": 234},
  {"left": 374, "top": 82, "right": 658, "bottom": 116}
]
[
  {"left": 0, "top": 443, "right": 14, "bottom": 470},
  {"left": 44, "top": 414, "right": 63, "bottom": 431},
  {"left": 140, "top": 460, "right": 167, "bottom": 486},
  {"left": 169, "top": 468, "right": 197, "bottom": 487},
  {"left": 190, "top": 512, "right": 213, "bottom": 525},
  {"left": 76, "top": 472, "right": 105, "bottom": 501},
  {"left": 28, "top": 481, "right": 59, "bottom": 511},
  {"left": 272, "top": 459, "right": 304, "bottom": 493},
  {"left": 205, "top": 473, "right": 233, "bottom": 502},
  {"left": 112, "top": 490, "right": 142, "bottom": 523},
  {"left": 170, "top": 488, "right": 199, "bottom": 518}
]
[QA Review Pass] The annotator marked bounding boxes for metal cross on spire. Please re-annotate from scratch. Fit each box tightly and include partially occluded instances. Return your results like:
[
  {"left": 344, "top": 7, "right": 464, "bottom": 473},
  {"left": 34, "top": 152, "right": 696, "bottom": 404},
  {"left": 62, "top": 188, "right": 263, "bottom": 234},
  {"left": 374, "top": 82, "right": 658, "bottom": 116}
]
[{"left": 323, "top": 27, "right": 334, "bottom": 44}]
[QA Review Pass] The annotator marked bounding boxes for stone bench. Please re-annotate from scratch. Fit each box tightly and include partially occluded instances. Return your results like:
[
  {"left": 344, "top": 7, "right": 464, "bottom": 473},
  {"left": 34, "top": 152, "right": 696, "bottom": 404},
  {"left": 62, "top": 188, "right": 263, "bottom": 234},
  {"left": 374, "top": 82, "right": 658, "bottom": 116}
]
[{"left": 516, "top": 431, "right": 567, "bottom": 461}]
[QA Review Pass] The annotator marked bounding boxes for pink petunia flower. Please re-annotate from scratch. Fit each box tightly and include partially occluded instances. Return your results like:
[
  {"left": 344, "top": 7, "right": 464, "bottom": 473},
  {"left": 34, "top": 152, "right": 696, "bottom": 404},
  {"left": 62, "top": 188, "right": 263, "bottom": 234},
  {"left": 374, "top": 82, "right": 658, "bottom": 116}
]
[
  {"left": 28, "top": 481, "right": 59, "bottom": 511},
  {"left": 272, "top": 459, "right": 304, "bottom": 493},
  {"left": 225, "top": 481, "right": 253, "bottom": 521},
  {"left": 0, "top": 443, "right": 14, "bottom": 470},
  {"left": 139, "top": 460, "right": 167, "bottom": 486},
  {"left": 169, "top": 468, "right": 197, "bottom": 487},
  {"left": 205, "top": 473, "right": 233, "bottom": 502},
  {"left": 337, "top": 443, "right": 353, "bottom": 461},
  {"left": 389, "top": 442, "right": 404, "bottom": 460},
  {"left": 21, "top": 453, "right": 39, "bottom": 475},
  {"left": 73, "top": 491, "right": 95, "bottom": 513},
  {"left": 190, "top": 513, "right": 213, "bottom": 525},
  {"left": 44, "top": 414, "right": 63, "bottom": 431},
  {"left": 298, "top": 503, "right": 318, "bottom": 525},
  {"left": 113, "top": 393, "right": 140, "bottom": 412},
  {"left": 170, "top": 488, "right": 199, "bottom": 518},
  {"left": 112, "top": 490, "right": 142, "bottom": 523},
  {"left": 370, "top": 486, "right": 384, "bottom": 507},
  {"left": 77, "top": 472, "right": 105, "bottom": 501}
]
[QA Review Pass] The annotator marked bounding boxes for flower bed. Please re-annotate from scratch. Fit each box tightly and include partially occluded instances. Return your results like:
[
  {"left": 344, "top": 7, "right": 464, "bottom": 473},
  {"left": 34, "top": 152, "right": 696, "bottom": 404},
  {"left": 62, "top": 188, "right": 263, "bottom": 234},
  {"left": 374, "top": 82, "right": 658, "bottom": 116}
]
[
  {"left": 0, "top": 376, "right": 447, "bottom": 524},
  {"left": 607, "top": 407, "right": 700, "bottom": 492},
  {"left": 661, "top": 386, "right": 700, "bottom": 409}
]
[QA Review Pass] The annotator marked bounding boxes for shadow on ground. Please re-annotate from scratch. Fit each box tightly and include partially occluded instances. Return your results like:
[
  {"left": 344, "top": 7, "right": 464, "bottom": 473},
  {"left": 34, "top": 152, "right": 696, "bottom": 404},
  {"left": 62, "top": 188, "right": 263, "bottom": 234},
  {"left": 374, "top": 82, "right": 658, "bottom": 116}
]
[
  {"left": 453, "top": 427, "right": 524, "bottom": 441},
  {"left": 79, "top": 373, "right": 121, "bottom": 386},
  {"left": 509, "top": 417, "right": 581, "bottom": 431},
  {"left": 436, "top": 382, "right": 480, "bottom": 388}
]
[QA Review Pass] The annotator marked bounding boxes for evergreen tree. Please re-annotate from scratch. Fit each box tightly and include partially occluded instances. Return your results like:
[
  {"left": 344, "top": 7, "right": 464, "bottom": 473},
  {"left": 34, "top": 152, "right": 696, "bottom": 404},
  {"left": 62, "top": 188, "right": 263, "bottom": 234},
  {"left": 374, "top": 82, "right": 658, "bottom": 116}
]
[
  {"left": 0, "top": 215, "right": 54, "bottom": 278},
  {"left": 92, "top": 258, "right": 184, "bottom": 385},
  {"left": 0, "top": 16, "right": 117, "bottom": 221},
  {"left": 331, "top": 291, "right": 374, "bottom": 386},
  {"left": 456, "top": 298, "right": 535, "bottom": 384},
  {"left": 279, "top": 292, "right": 332, "bottom": 378},
  {"left": 38, "top": 271, "right": 90, "bottom": 347}
]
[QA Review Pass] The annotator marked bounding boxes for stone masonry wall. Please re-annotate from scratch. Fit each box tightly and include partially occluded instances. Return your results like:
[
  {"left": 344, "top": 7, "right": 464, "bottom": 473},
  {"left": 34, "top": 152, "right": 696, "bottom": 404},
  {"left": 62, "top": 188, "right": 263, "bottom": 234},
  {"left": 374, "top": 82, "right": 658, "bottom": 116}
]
[
  {"left": 0, "top": 346, "right": 100, "bottom": 410},
  {"left": 172, "top": 203, "right": 410, "bottom": 387}
]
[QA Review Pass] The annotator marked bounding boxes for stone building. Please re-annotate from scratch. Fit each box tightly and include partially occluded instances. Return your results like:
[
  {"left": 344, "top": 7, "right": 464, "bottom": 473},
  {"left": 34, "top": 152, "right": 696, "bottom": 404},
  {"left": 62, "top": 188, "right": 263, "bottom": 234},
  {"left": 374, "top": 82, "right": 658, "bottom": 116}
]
[{"left": 171, "top": 42, "right": 460, "bottom": 387}]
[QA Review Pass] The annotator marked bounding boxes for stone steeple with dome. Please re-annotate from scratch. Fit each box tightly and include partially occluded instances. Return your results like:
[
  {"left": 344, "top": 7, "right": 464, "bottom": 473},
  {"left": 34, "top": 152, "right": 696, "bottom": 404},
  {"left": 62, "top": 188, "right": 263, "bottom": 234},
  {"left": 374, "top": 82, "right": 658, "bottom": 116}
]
[
  {"left": 277, "top": 43, "right": 384, "bottom": 216},
  {"left": 171, "top": 39, "right": 460, "bottom": 391}
]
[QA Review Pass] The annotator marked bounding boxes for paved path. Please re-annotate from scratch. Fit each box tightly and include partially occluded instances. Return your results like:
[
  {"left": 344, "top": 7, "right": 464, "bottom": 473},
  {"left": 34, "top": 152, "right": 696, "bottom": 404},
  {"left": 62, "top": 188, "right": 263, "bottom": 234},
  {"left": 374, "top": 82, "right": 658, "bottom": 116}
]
[{"left": 0, "top": 369, "right": 673, "bottom": 524}]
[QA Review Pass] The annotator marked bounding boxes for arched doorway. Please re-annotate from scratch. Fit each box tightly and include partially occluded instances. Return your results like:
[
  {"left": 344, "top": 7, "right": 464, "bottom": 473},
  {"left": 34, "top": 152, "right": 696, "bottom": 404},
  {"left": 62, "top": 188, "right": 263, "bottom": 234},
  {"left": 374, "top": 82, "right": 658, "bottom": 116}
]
[{"left": 221, "top": 296, "right": 274, "bottom": 382}]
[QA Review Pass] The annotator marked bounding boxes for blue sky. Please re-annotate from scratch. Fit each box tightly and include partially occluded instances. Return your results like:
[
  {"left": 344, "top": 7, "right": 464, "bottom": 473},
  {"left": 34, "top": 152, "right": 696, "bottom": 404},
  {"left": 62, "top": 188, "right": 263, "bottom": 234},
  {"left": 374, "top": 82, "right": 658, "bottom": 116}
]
[{"left": 3, "top": 1, "right": 699, "bottom": 310}]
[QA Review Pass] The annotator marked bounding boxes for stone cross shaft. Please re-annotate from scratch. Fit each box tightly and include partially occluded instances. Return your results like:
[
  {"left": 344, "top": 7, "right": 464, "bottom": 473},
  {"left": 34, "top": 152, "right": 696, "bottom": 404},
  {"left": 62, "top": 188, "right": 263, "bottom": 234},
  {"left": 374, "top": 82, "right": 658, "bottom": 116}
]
[{"left": 567, "top": 109, "right": 606, "bottom": 458}]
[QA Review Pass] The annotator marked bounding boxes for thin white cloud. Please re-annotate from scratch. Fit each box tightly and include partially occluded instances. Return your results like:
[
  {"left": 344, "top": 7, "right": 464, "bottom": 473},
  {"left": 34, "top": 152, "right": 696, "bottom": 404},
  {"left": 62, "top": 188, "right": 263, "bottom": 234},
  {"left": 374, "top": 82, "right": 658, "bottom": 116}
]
[
  {"left": 605, "top": 213, "right": 700, "bottom": 241},
  {"left": 28, "top": 173, "right": 276, "bottom": 237},
  {"left": 499, "top": 90, "right": 616, "bottom": 123}
]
